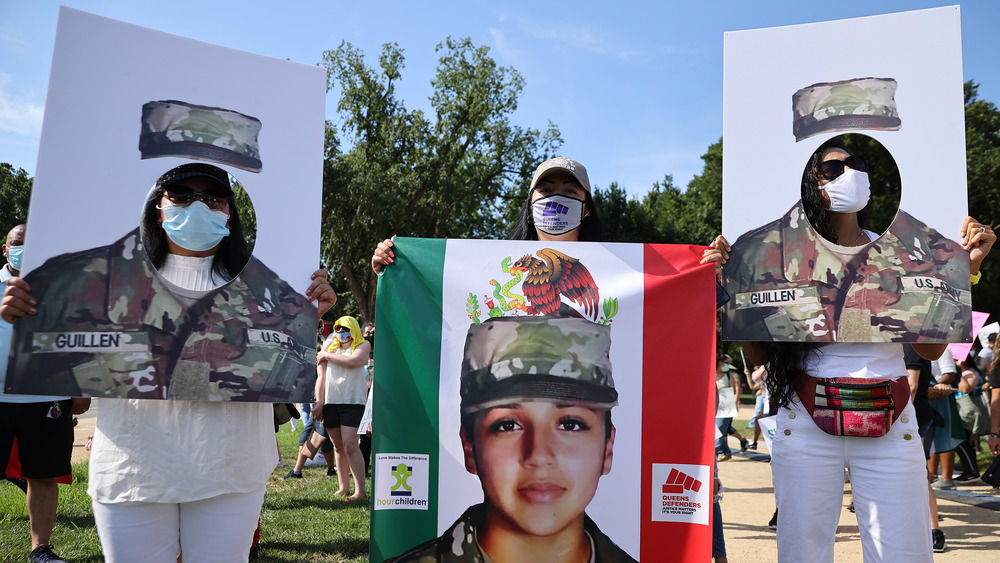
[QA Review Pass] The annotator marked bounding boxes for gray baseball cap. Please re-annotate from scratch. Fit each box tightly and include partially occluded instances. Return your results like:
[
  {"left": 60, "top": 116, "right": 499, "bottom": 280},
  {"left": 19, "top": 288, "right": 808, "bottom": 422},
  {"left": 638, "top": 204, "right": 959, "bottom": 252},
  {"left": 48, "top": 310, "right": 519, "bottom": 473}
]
[
  {"left": 529, "top": 156, "right": 591, "bottom": 193},
  {"left": 460, "top": 315, "right": 616, "bottom": 413}
]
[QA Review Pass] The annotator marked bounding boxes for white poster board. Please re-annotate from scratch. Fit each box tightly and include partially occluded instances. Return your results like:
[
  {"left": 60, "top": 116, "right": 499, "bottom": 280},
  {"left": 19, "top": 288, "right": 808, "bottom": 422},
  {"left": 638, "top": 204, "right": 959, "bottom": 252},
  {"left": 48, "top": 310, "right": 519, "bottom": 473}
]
[
  {"left": 5, "top": 8, "right": 326, "bottom": 401},
  {"left": 721, "top": 6, "right": 970, "bottom": 343}
]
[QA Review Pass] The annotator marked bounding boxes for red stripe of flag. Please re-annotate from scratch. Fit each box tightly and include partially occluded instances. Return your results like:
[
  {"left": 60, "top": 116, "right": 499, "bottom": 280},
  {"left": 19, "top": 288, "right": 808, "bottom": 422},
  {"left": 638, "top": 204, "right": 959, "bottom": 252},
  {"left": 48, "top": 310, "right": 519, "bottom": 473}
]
[{"left": 641, "top": 244, "right": 716, "bottom": 561}]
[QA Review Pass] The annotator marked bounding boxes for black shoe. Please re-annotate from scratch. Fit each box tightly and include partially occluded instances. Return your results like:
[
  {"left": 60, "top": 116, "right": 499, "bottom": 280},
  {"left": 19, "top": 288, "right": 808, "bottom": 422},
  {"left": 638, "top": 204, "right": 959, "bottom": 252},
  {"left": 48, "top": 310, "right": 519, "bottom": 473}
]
[
  {"left": 282, "top": 469, "right": 303, "bottom": 480},
  {"left": 249, "top": 544, "right": 259, "bottom": 562},
  {"left": 29, "top": 545, "right": 67, "bottom": 563},
  {"left": 768, "top": 509, "right": 778, "bottom": 530},
  {"left": 954, "top": 471, "right": 981, "bottom": 482},
  {"left": 740, "top": 439, "right": 749, "bottom": 452},
  {"left": 327, "top": 467, "right": 337, "bottom": 476},
  {"left": 747, "top": 441, "right": 758, "bottom": 450},
  {"left": 932, "top": 529, "right": 946, "bottom": 552},
  {"left": 846, "top": 502, "right": 855, "bottom": 513}
]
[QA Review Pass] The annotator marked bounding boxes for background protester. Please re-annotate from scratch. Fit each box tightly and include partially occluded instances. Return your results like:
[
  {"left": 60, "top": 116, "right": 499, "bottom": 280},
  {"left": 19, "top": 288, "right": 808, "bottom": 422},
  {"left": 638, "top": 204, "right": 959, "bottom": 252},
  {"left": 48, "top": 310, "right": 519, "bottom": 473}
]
[
  {"left": 714, "top": 354, "right": 745, "bottom": 461},
  {"left": 371, "top": 156, "right": 605, "bottom": 275},
  {"left": 1, "top": 224, "right": 91, "bottom": 563},
  {"left": 314, "top": 315, "right": 370, "bottom": 501}
]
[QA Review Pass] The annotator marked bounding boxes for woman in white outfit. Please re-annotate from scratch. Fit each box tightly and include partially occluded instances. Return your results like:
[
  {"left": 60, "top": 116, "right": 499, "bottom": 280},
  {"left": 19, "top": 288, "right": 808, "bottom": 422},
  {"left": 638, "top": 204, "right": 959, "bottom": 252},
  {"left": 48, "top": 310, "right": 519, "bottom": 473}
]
[
  {"left": 706, "top": 140, "right": 994, "bottom": 562},
  {"left": 2, "top": 163, "right": 336, "bottom": 562}
]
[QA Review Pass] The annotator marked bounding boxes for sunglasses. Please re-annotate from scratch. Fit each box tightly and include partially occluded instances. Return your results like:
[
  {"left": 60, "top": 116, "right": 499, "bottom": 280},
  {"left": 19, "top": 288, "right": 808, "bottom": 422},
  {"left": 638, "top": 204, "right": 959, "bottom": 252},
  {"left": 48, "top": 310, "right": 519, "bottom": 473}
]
[
  {"left": 164, "top": 188, "right": 229, "bottom": 211},
  {"left": 334, "top": 327, "right": 351, "bottom": 333},
  {"left": 817, "top": 155, "right": 867, "bottom": 181}
]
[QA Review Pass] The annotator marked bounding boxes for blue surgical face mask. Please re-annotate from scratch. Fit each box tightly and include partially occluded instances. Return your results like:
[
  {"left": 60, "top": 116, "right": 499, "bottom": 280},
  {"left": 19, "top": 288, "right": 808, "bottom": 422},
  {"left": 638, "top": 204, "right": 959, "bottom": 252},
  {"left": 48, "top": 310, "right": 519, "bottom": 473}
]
[
  {"left": 160, "top": 201, "right": 230, "bottom": 252},
  {"left": 6, "top": 245, "right": 24, "bottom": 271},
  {"left": 335, "top": 332, "right": 352, "bottom": 344}
]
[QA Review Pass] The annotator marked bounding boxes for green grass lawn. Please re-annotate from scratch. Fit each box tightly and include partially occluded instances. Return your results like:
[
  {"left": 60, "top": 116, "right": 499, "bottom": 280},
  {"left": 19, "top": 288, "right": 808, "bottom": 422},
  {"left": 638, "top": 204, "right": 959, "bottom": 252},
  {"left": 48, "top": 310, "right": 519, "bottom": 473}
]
[{"left": 0, "top": 426, "right": 371, "bottom": 562}]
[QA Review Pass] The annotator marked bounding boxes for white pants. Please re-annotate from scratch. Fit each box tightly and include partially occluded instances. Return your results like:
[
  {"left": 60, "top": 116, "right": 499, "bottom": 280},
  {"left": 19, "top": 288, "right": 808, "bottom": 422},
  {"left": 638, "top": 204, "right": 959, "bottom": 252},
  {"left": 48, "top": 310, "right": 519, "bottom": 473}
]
[
  {"left": 92, "top": 486, "right": 266, "bottom": 563},
  {"left": 771, "top": 398, "right": 932, "bottom": 562}
]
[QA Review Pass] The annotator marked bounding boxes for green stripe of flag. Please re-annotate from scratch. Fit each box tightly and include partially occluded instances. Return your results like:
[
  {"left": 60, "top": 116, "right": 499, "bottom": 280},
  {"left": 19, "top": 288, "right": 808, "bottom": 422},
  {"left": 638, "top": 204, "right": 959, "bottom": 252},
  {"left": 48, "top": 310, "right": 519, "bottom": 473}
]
[{"left": 371, "top": 237, "right": 445, "bottom": 562}]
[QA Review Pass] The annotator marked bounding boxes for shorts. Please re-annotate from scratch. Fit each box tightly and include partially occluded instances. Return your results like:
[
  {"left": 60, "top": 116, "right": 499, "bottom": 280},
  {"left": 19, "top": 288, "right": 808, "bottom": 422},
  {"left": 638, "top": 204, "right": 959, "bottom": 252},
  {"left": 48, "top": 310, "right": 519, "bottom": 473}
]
[
  {"left": 322, "top": 403, "right": 364, "bottom": 429},
  {"left": 0, "top": 400, "right": 74, "bottom": 479}
]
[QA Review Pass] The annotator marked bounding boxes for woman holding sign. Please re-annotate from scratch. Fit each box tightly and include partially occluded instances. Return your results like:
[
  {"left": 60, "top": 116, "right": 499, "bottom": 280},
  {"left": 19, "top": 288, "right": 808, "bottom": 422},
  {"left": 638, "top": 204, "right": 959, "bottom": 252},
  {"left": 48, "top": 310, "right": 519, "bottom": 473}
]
[
  {"left": 707, "top": 140, "right": 995, "bottom": 561},
  {"left": 2, "top": 163, "right": 337, "bottom": 562},
  {"left": 371, "top": 156, "right": 603, "bottom": 272}
]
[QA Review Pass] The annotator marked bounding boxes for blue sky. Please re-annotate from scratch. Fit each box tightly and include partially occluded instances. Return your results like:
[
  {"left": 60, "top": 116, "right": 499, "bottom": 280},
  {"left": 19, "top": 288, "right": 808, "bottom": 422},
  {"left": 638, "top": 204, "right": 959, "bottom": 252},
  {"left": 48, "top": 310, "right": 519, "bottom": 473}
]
[{"left": 2, "top": 1, "right": 997, "bottom": 197}]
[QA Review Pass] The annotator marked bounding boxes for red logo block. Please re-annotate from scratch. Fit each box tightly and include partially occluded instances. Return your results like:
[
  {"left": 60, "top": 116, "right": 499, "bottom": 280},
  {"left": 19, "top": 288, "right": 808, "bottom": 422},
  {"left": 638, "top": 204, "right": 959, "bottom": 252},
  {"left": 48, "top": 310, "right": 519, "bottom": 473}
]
[{"left": 662, "top": 468, "right": 703, "bottom": 494}]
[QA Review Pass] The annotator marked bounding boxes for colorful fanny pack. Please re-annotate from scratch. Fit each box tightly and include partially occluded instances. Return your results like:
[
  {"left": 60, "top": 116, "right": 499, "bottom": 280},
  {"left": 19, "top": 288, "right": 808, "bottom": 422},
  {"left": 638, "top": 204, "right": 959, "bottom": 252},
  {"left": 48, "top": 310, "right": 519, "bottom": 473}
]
[{"left": 795, "top": 372, "right": 910, "bottom": 437}]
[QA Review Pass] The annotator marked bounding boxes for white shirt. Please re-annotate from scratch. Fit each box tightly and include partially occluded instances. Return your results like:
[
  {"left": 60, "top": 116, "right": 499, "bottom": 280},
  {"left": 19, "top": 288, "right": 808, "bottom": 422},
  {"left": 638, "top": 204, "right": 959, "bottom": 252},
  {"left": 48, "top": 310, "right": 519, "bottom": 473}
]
[
  {"left": 88, "top": 254, "right": 275, "bottom": 504},
  {"left": 803, "top": 343, "right": 907, "bottom": 380},
  {"left": 322, "top": 336, "right": 369, "bottom": 405}
]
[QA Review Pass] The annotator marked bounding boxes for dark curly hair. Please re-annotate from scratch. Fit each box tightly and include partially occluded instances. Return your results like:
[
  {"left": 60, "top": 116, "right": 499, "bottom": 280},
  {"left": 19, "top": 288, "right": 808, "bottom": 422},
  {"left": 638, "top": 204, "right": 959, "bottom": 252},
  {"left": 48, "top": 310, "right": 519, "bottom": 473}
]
[
  {"left": 755, "top": 342, "right": 823, "bottom": 409},
  {"left": 800, "top": 138, "right": 869, "bottom": 244},
  {"left": 507, "top": 189, "right": 603, "bottom": 241},
  {"left": 140, "top": 183, "right": 250, "bottom": 281}
]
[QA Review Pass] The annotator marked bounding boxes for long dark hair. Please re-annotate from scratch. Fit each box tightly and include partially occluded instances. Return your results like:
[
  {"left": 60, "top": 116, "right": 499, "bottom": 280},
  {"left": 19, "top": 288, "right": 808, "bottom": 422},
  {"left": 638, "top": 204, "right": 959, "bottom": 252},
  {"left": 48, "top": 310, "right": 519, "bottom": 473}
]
[
  {"left": 800, "top": 138, "right": 868, "bottom": 244},
  {"left": 507, "top": 189, "right": 604, "bottom": 241},
  {"left": 140, "top": 185, "right": 250, "bottom": 281},
  {"left": 758, "top": 342, "right": 824, "bottom": 409}
]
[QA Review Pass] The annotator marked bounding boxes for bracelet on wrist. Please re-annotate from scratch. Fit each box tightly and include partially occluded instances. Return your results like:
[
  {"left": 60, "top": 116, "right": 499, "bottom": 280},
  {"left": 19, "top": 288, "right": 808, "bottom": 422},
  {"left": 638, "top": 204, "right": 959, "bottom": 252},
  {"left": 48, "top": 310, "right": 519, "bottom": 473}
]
[
  {"left": 990, "top": 432, "right": 1000, "bottom": 438},
  {"left": 971, "top": 270, "right": 982, "bottom": 285}
]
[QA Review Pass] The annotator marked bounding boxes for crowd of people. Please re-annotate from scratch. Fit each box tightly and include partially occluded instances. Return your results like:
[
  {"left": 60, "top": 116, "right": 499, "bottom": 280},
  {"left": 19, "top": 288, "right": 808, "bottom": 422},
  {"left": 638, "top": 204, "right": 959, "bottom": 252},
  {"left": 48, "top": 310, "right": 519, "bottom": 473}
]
[{"left": 2, "top": 152, "right": 999, "bottom": 563}]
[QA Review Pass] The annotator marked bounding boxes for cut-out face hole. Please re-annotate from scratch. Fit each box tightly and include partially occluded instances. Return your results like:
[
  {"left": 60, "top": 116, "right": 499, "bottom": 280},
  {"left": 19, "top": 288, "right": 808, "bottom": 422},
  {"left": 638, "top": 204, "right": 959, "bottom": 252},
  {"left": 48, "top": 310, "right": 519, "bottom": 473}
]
[{"left": 800, "top": 133, "right": 901, "bottom": 244}]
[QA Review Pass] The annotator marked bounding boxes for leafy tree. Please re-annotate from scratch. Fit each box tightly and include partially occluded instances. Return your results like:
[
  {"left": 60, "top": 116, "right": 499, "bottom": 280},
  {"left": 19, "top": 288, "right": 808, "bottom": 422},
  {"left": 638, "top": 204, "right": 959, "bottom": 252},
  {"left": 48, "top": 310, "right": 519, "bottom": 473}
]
[
  {"left": 0, "top": 163, "right": 32, "bottom": 241},
  {"left": 633, "top": 140, "right": 723, "bottom": 246},
  {"left": 592, "top": 181, "right": 658, "bottom": 243},
  {"left": 319, "top": 38, "right": 560, "bottom": 322}
]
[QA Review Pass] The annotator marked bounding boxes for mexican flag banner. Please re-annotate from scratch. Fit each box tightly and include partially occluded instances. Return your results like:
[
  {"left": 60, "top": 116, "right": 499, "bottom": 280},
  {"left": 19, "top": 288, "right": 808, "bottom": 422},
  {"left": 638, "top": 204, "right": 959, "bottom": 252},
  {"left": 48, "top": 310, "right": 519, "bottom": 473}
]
[{"left": 371, "top": 238, "right": 717, "bottom": 562}]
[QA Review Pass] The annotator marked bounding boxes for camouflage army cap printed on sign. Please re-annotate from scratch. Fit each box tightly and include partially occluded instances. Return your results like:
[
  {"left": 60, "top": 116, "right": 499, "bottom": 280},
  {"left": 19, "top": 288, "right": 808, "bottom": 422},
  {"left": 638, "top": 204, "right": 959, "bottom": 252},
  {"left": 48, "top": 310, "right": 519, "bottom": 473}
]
[
  {"left": 792, "top": 77, "right": 902, "bottom": 142},
  {"left": 140, "top": 100, "right": 263, "bottom": 173},
  {"left": 459, "top": 315, "right": 616, "bottom": 412}
]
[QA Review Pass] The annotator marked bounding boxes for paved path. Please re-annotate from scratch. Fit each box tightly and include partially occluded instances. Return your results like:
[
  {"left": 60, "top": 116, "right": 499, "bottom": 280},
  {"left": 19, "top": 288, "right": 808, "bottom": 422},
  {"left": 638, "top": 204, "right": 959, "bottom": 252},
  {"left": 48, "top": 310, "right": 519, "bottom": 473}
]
[{"left": 717, "top": 411, "right": 1000, "bottom": 561}]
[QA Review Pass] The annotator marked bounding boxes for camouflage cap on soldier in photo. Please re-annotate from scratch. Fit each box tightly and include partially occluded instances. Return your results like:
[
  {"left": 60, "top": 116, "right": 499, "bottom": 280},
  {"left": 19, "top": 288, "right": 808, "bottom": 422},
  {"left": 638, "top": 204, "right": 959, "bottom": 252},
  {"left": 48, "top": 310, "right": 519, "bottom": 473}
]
[
  {"left": 529, "top": 156, "right": 592, "bottom": 193},
  {"left": 460, "top": 315, "right": 616, "bottom": 413},
  {"left": 792, "top": 77, "right": 901, "bottom": 142},
  {"left": 155, "top": 163, "right": 233, "bottom": 197},
  {"left": 139, "top": 100, "right": 263, "bottom": 173}
]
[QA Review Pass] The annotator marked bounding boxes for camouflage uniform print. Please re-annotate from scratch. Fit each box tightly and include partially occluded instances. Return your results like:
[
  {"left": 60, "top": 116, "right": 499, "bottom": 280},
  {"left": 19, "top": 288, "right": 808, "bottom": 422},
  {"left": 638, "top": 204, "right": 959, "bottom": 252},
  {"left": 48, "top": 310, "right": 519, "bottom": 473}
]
[
  {"left": 5, "top": 227, "right": 317, "bottom": 401},
  {"left": 723, "top": 202, "right": 971, "bottom": 343},
  {"left": 385, "top": 503, "right": 637, "bottom": 563}
]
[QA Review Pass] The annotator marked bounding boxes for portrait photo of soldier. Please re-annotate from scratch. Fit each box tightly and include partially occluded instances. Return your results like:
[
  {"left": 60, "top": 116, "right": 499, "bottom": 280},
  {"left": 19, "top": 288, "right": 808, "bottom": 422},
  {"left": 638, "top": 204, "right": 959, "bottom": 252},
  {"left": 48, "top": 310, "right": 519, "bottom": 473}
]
[
  {"left": 387, "top": 315, "right": 636, "bottom": 563},
  {"left": 4, "top": 160, "right": 318, "bottom": 402},
  {"left": 721, "top": 77, "right": 971, "bottom": 343}
]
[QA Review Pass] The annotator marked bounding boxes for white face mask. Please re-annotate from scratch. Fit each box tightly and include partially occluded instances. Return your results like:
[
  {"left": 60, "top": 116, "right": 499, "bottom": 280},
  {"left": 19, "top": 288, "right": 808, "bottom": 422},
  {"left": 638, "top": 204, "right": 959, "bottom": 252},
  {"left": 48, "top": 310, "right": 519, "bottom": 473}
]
[
  {"left": 820, "top": 169, "right": 870, "bottom": 213},
  {"left": 531, "top": 194, "right": 585, "bottom": 236}
]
